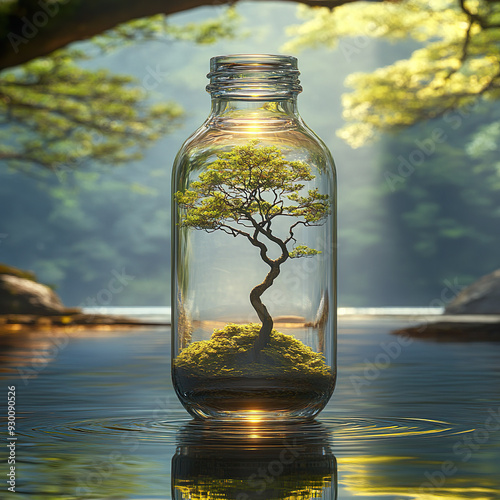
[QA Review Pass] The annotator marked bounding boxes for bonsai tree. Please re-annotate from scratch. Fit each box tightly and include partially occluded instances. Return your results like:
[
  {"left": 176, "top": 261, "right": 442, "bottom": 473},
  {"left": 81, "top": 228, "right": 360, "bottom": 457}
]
[{"left": 175, "top": 140, "right": 330, "bottom": 358}]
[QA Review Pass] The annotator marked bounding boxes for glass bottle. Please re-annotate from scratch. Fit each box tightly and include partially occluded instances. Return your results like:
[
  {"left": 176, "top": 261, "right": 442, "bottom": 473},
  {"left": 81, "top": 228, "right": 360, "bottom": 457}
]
[{"left": 171, "top": 54, "right": 336, "bottom": 420}]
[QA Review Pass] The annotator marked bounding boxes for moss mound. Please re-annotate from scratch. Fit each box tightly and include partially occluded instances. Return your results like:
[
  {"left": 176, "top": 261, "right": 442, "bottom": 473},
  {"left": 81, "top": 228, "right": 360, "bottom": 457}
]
[{"left": 175, "top": 323, "right": 331, "bottom": 378}]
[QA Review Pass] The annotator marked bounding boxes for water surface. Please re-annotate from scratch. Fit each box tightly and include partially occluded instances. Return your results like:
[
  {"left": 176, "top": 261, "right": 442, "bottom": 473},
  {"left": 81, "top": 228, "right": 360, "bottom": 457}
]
[{"left": 1, "top": 315, "right": 499, "bottom": 499}]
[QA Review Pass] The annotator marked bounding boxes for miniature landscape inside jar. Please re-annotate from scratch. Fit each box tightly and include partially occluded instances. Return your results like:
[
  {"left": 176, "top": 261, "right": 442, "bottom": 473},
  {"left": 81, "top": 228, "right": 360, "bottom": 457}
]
[{"left": 172, "top": 140, "right": 336, "bottom": 419}]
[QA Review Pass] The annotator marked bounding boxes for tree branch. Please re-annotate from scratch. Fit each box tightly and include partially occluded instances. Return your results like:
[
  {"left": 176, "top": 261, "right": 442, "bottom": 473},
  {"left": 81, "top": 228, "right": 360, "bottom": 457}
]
[
  {"left": 247, "top": 228, "right": 274, "bottom": 267},
  {"left": 0, "top": 0, "right": 385, "bottom": 72},
  {"left": 443, "top": 0, "right": 477, "bottom": 82}
]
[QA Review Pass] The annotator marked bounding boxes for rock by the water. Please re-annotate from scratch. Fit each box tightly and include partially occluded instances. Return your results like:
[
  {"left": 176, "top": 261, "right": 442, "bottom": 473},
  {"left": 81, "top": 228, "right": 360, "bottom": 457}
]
[
  {"left": 445, "top": 269, "right": 500, "bottom": 314},
  {"left": 0, "top": 274, "right": 65, "bottom": 315},
  {"left": 393, "top": 321, "right": 500, "bottom": 341}
]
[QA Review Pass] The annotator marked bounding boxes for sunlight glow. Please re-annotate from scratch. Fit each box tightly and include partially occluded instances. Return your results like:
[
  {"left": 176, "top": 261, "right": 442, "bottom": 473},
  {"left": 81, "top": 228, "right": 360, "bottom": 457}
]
[
  {"left": 244, "top": 120, "right": 263, "bottom": 134},
  {"left": 245, "top": 410, "right": 263, "bottom": 423}
]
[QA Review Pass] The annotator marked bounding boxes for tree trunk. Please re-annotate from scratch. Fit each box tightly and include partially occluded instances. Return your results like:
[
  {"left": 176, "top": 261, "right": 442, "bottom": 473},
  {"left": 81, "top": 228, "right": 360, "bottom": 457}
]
[{"left": 250, "top": 264, "right": 280, "bottom": 357}]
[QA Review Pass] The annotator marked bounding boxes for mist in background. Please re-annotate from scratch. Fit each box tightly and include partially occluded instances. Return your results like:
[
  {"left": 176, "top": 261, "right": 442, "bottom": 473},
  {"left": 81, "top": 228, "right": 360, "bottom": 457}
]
[{"left": 1, "top": 2, "right": 498, "bottom": 307}]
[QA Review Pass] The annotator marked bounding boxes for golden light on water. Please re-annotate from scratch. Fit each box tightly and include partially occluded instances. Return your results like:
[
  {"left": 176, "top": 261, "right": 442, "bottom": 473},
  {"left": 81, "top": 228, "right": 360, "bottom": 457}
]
[{"left": 245, "top": 410, "right": 263, "bottom": 423}]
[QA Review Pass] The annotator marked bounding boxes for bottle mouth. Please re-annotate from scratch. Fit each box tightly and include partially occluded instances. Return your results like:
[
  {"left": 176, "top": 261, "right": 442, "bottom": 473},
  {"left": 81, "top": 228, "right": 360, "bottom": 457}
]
[{"left": 206, "top": 54, "right": 302, "bottom": 100}]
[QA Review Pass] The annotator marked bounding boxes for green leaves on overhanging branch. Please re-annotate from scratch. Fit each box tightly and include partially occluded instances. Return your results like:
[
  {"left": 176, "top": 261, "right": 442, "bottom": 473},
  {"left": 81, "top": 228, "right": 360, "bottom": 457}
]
[
  {"left": 285, "top": 0, "right": 500, "bottom": 147},
  {"left": 92, "top": 7, "right": 242, "bottom": 52},
  {"left": 0, "top": 48, "right": 183, "bottom": 175}
]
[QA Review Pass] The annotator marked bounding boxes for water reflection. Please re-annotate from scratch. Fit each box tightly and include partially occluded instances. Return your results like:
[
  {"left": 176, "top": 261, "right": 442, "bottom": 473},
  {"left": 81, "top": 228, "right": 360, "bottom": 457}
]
[
  {"left": 172, "top": 420, "right": 337, "bottom": 499},
  {"left": 2, "top": 320, "right": 500, "bottom": 499}
]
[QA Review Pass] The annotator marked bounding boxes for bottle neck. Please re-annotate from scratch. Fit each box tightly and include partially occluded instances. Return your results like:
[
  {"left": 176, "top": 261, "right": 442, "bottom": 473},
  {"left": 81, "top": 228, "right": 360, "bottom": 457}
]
[
  {"left": 208, "top": 98, "right": 300, "bottom": 130},
  {"left": 205, "top": 55, "right": 302, "bottom": 130}
]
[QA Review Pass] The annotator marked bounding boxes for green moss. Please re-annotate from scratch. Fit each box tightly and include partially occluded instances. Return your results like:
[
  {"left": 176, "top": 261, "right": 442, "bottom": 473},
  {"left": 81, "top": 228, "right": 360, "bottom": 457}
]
[{"left": 175, "top": 323, "right": 331, "bottom": 378}]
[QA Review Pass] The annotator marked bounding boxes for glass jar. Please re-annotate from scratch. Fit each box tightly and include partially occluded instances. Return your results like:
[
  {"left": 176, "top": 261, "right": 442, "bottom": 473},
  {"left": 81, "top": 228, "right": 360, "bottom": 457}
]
[{"left": 171, "top": 54, "right": 336, "bottom": 420}]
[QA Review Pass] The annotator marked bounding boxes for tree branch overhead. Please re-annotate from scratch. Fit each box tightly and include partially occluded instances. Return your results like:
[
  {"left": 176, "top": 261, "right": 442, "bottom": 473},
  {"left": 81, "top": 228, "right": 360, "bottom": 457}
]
[{"left": 0, "top": 0, "right": 382, "bottom": 71}]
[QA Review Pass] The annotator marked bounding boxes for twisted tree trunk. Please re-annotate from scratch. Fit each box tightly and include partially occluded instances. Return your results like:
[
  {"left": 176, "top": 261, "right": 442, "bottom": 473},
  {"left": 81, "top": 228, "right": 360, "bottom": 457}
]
[{"left": 250, "top": 263, "right": 281, "bottom": 358}]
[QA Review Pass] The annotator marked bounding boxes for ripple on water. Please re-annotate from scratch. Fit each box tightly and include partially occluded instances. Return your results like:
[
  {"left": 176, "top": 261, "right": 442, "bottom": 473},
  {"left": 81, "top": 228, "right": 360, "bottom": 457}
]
[{"left": 22, "top": 413, "right": 473, "bottom": 449}]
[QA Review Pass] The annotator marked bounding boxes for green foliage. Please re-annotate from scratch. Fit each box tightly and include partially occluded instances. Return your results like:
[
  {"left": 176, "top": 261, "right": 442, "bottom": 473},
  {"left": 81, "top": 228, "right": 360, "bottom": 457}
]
[
  {"left": 0, "top": 48, "right": 183, "bottom": 176},
  {"left": 350, "top": 102, "right": 500, "bottom": 304},
  {"left": 289, "top": 244, "right": 321, "bottom": 258},
  {"left": 92, "top": 7, "right": 242, "bottom": 51},
  {"left": 0, "top": 6, "right": 244, "bottom": 176},
  {"left": 0, "top": 5, "right": 247, "bottom": 303},
  {"left": 176, "top": 141, "right": 330, "bottom": 342},
  {"left": 175, "top": 140, "right": 329, "bottom": 257},
  {"left": 175, "top": 323, "right": 331, "bottom": 378},
  {"left": 286, "top": 0, "right": 500, "bottom": 147}
]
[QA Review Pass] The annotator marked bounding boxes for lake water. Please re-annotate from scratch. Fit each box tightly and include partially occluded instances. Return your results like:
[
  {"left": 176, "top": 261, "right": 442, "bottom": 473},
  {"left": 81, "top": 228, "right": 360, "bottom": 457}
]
[{"left": 1, "top": 313, "right": 499, "bottom": 499}]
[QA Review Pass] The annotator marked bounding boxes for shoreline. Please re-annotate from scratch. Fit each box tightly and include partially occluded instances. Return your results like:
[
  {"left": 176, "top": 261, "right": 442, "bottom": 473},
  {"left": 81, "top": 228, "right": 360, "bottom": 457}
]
[
  {"left": 2, "top": 311, "right": 500, "bottom": 341},
  {"left": 0, "top": 312, "right": 170, "bottom": 333}
]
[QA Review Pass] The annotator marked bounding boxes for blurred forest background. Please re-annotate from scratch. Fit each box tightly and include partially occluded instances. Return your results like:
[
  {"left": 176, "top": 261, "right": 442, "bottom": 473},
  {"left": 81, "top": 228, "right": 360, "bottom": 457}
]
[{"left": 1, "top": 0, "right": 499, "bottom": 307}]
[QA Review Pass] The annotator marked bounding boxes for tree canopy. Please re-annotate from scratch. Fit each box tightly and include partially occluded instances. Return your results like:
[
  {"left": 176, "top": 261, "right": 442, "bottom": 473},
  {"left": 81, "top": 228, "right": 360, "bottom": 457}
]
[
  {"left": 0, "top": 49, "right": 182, "bottom": 176},
  {"left": 3, "top": 0, "right": 500, "bottom": 174},
  {"left": 0, "top": 0, "right": 372, "bottom": 71},
  {"left": 0, "top": 8, "right": 243, "bottom": 176},
  {"left": 286, "top": 0, "right": 500, "bottom": 146}
]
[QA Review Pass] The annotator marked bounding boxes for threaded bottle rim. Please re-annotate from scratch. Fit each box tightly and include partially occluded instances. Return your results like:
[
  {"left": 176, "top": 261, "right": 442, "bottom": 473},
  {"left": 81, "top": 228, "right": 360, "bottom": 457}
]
[{"left": 206, "top": 54, "right": 302, "bottom": 100}]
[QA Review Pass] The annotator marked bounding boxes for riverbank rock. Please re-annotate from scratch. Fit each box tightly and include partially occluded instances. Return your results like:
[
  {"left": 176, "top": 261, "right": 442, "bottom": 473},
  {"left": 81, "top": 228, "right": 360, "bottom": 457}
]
[
  {"left": 445, "top": 269, "right": 500, "bottom": 314},
  {"left": 0, "top": 313, "right": 168, "bottom": 331},
  {"left": 0, "top": 265, "right": 170, "bottom": 331},
  {"left": 393, "top": 320, "right": 500, "bottom": 342},
  {"left": 0, "top": 274, "right": 65, "bottom": 315}
]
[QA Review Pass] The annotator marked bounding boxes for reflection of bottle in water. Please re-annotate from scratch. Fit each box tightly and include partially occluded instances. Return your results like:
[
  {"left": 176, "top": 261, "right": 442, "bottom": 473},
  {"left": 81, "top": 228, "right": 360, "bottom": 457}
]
[{"left": 171, "top": 420, "right": 337, "bottom": 499}]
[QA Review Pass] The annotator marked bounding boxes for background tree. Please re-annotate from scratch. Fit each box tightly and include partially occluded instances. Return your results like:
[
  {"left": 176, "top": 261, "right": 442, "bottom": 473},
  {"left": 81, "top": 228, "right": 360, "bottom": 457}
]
[
  {"left": 280, "top": 0, "right": 500, "bottom": 303},
  {"left": 285, "top": 0, "right": 500, "bottom": 147},
  {"left": 175, "top": 141, "right": 330, "bottom": 355},
  {"left": 0, "top": 8, "right": 242, "bottom": 176},
  {"left": 0, "top": 0, "right": 367, "bottom": 71},
  {"left": 0, "top": 49, "right": 182, "bottom": 177},
  {"left": 0, "top": 6, "right": 242, "bottom": 301},
  {"left": 2, "top": 0, "right": 499, "bottom": 307}
]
